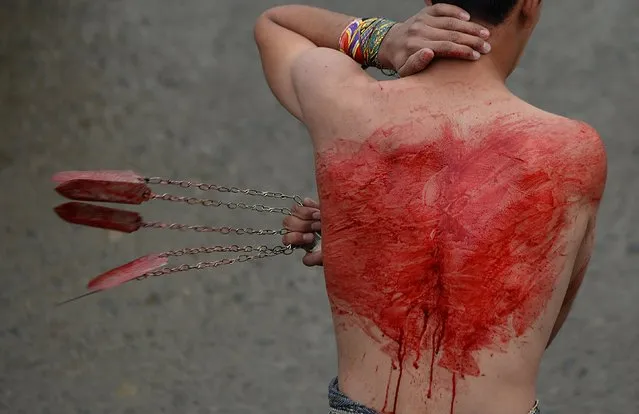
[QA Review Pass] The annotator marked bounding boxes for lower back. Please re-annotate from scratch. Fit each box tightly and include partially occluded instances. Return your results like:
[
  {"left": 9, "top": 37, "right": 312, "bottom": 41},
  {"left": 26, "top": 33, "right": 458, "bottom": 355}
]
[{"left": 313, "top": 91, "right": 600, "bottom": 414}]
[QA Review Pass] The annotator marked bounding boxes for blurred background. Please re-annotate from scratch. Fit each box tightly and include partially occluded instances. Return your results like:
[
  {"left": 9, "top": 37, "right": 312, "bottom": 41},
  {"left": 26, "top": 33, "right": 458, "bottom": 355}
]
[{"left": 0, "top": 0, "right": 637, "bottom": 413}]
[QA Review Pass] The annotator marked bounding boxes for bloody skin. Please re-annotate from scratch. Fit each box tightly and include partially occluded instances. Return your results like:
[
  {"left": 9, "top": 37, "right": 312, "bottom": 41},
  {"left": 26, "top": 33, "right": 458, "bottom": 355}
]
[{"left": 315, "top": 116, "right": 606, "bottom": 413}]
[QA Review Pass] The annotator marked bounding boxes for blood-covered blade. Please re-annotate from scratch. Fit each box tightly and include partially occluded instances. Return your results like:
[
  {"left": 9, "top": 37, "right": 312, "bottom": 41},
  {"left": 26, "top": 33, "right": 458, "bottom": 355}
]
[
  {"left": 56, "top": 254, "right": 168, "bottom": 306},
  {"left": 87, "top": 254, "right": 168, "bottom": 292},
  {"left": 52, "top": 170, "right": 142, "bottom": 184},
  {"left": 54, "top": 202, "right": 142, "bottom": 233},
  {"left": 53, "top": 170, "right": 150, "bottom": 204}
]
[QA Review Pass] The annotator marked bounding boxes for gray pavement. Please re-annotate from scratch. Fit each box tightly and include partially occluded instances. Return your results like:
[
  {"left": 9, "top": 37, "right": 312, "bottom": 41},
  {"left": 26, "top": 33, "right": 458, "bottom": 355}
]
[{"left": 0, "top": 1, "right": 637, "bottom": 413}]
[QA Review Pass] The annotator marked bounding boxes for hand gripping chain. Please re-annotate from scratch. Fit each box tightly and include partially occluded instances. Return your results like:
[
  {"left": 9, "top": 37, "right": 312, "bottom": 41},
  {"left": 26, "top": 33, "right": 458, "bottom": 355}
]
[{"left": 52, "top": 170, "right": 321, "bottom": 305}]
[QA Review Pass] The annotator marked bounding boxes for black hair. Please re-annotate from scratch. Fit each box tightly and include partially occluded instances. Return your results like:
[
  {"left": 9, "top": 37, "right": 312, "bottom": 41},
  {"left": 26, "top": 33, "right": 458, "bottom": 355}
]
[{"left": 432, "top": 0, "right": 519, "bottom": 25}]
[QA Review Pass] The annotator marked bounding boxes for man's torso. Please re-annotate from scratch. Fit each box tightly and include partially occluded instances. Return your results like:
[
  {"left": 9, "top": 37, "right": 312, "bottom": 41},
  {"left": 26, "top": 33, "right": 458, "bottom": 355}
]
[{"left": 302, "top": 79, "right": 606, "bottom": 414}]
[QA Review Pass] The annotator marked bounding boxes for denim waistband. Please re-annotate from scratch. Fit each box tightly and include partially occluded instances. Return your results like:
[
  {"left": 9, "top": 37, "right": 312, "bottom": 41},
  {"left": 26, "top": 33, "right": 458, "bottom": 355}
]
[
  {"left": 328, "top": 377, "right": 377, "bottom": 414},
  {"left": 328, "top": 377, "right": 540, "bottom": 414}
]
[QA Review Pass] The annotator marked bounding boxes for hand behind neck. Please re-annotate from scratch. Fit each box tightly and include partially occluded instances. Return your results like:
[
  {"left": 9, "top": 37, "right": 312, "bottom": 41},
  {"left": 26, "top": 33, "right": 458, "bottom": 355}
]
[{"left": 412, "top": 20, "right": 530, "bottom": 88}]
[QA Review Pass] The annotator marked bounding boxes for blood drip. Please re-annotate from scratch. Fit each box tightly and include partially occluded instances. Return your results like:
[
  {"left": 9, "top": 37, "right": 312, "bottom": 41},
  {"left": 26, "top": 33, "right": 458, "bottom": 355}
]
[{"left": 315, "top": 117, "right": 606, "bottom": 413}]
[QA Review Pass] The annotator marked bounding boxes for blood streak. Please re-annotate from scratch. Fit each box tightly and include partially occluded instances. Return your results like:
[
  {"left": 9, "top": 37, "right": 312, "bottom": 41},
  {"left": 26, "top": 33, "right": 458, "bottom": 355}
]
[{"left": 315, "top": 117, "right": 606, "bottom": 413}]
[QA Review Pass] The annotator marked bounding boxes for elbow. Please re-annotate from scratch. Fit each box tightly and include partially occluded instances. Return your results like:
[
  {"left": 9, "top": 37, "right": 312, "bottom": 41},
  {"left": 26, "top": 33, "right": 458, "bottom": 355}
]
[
  {"left": 254, "top": 5, "right": 294, "bottom": 34},
  {"left": 254, "top": 7, "right": 283, "bottom": 47},
  {"left": 254, "top": 12, "right": 270, "bottom": 47},
  {"left": 254, "top": 4, "right": 302, "bottom": 38}
]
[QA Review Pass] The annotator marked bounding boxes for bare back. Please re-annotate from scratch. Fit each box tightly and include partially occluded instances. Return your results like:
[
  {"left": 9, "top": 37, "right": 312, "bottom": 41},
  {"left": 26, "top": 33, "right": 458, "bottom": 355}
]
[{"left": 301, "top": 78, "right": 607, "bottom": 414}]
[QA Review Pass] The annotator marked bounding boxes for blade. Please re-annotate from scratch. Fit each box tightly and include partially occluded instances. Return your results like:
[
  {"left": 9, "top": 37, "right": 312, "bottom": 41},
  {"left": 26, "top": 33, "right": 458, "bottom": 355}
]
[
  {"left": 52, "top": 170, "right": 142, "bottom": 184},
  {"left": 56, "top": 290, "right": 102, "bottom": 306},
  {"left": 55, "top": 176, "right": 150, "bottom": 204},
  {"left": 87, "top": 254, "right": 168, "bottom": 291},
  {"left": 54, "top": 202, "right": 142, "bottom": 233}
]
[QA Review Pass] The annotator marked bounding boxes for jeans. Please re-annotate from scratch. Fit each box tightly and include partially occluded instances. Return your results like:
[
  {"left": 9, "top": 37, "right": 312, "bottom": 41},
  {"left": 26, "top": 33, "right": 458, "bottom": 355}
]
[{"left": 328, "top": 377, "right": 541, "bottom": 414}]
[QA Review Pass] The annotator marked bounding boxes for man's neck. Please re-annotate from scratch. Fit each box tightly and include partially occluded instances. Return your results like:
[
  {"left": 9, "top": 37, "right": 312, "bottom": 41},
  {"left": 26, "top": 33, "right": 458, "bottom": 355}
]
[{"left": 412, "top": 26, "right": 522, "bottom": 89}]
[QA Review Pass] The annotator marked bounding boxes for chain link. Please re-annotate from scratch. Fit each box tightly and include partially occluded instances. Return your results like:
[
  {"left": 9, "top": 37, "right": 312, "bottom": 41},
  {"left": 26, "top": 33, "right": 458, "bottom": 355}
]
[
  {"left": 141, "top": 221, "right": 288, "bottom": 236},
  {"left": 134, "top": 175, "right": 311, "bottom": 278},
  {"left": 145, "top": 176, "right": 304, "bottom": 206},
  {"left": 138, "top": 245, "right": 294, "bottom": 278},
  {"left": 150, "top": 193, "right": 294, "bottom": 215},
  {"left": 160, "top": 244, "right": 290, "bottom": 257}
]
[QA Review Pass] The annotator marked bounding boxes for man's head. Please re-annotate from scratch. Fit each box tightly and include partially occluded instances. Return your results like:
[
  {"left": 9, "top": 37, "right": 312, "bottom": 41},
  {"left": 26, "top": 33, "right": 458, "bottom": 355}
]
[
  {"left": 431, "top": 0, "right": 519, "bottom": 26},
  {"left": 428, "top": 0, "right": 543, "bottom": 76},
  {"left": 429, "top": 0, "right": 541, "bottom": 26}
]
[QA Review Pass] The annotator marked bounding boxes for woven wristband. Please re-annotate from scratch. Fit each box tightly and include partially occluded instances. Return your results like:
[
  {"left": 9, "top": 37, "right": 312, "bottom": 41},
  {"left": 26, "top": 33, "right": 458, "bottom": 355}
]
[
  {"left": 338, "top": 18, "right": 366, "bottom": 65},
  {"left": 339, "top": 17, "right": 398, "bottom": 75}
]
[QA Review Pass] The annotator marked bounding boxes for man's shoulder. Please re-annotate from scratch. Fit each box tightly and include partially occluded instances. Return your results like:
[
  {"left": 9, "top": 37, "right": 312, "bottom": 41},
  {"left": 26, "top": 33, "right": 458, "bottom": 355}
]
[
  {"left": 498, "top": 99, "right": 603, "bottom": 143},
  {"left": 534, "top": 111, "right": 605, "bottom": 161},
  {"left": 510, "top": 102, "right": 608, "bottom": 200},
  {"left": 489, "top": 97, "right": 606, "bottom": 168}
]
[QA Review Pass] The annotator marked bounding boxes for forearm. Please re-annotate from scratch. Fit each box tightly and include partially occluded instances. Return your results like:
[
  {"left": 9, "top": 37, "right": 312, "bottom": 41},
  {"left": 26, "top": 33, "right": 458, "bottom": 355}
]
[{"left": 261, "top": 5, "right": 355, "bottom": 51}]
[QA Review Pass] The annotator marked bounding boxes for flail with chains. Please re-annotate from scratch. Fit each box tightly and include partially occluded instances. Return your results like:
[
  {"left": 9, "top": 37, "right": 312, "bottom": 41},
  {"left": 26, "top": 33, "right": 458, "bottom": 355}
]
[{"left": 52, "top": 170, "right": 321, "bottom": 305}]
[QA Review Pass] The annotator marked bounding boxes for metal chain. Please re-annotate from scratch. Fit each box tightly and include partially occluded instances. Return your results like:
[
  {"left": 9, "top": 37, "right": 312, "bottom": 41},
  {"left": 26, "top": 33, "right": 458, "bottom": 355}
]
[
  {"left": 160, "top": 244, "right": 289, "bottom": 257},
  {"left": 138, "top": 245, "right": 295, "bottom": 278},
  {"left": 141, "top": 221, "right": 288, "bottom": 236},
  {"left": 128, "top": 175, "right": 315, "bottom": 277},
  {"left": 145, "top": 176, "right": 304, "bottom": 205},
  {"left": 150, "top": 193, "right": 294, "bottom": 215}
]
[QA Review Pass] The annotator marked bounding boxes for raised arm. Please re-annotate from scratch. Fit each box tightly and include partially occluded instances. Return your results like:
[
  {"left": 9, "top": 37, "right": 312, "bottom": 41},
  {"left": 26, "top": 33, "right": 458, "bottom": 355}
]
[
  {"left": 253, "top": 6, "right": 355, "bottom": 121},
  {"left": 254, "top": 4, "right": 491, "bottom": 121}
]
